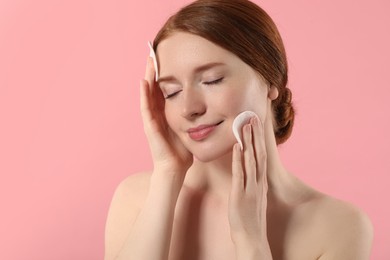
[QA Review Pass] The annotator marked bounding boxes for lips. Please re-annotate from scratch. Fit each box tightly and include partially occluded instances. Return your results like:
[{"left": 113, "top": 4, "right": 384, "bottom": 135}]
[{"left": 187, "top": 121, "right": 223, "bottom": 141}]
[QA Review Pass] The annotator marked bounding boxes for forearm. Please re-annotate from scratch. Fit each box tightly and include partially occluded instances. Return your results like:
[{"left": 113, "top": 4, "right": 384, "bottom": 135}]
[
  {"left": 115, "top": 172, "right": 183, "bottom": 260},
  {"left": 233, "top": 236, "right": 273, "bottom": 260},
  {"left": 235, "top": 247, "right": 272, "bottom": 260}
]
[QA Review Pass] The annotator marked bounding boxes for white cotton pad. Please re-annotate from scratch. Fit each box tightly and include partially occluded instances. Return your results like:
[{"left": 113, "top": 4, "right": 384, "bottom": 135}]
[
  {"left": 232, "top": 111, "right": 259, "bottom": 150},
  {"left": 148, "top": 41, "right": 159, "bottom": 82}
]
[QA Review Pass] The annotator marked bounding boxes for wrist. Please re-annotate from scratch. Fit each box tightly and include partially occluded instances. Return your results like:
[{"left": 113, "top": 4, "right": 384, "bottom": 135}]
[
  {"left": 234, "top": 245, "right": 261, "bottom": 260},
  {"left": 150, "top": 169, "right": 185, "bottom": 198}
]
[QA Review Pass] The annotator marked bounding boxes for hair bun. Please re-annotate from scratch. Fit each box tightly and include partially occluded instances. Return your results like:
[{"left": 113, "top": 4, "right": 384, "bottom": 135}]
[{"left": 274, "top": 87, "right": 295, "bottom": 145}]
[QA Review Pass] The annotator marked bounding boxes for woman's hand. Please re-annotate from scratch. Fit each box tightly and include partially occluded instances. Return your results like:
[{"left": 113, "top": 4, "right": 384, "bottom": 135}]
[
  {"left": 228, "top": 116, "right": 273, "bottom": 259},
  {"left": 140, "top": 57, "right": 193, "bottom": 181}
]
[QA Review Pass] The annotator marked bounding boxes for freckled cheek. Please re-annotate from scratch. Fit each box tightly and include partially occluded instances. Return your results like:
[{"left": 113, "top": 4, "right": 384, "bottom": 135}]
[
  {"left": 221, "top": 93, "right": 245, "bottom": 113},
  {"left": 217, "top": 88, "right": 254, "bottom": 113},
  {"left": 219, "top": 84, "right": 268, "bottom": 120}
]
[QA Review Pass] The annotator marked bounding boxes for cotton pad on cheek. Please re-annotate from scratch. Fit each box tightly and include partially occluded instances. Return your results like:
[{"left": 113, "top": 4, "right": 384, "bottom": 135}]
[
  {"left": 232, "top": 111, "right": 259, "bottom": 150},
  {"left": 148, "top": 41, "right": 159, "bottom": 82}
]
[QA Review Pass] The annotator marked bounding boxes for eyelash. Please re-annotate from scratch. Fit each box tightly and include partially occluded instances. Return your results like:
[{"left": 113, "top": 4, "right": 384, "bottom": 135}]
[
  {"left": 165, "top": 91, "right": 181, "bottom": 99},
  {"left": 164, "top": 77, "right": 224, "bottom": 99},
  {"left": 203, "top": 77, "right": 224, "bottom": 85}
]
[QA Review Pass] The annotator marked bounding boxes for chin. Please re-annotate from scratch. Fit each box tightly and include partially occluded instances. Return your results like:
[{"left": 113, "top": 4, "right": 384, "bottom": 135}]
[{"left": 191, "top": 143, "right": 234, "bottom": 162}]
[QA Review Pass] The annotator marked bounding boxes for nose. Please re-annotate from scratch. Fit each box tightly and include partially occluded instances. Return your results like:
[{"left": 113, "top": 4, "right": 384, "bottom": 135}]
[{"left": 180, "top": 87, "right": 206, "bottom": 120}]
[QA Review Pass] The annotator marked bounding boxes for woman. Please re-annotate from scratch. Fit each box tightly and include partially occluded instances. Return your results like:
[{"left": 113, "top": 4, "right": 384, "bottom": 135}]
[{"left": 105, "top": 0, "right": 373, "bottom": 259}]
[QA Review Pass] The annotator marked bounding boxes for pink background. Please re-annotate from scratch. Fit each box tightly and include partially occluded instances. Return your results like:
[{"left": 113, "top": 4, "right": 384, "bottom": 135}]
[{"left": 1, "top": 0, "right": 389, "bottom": 259}]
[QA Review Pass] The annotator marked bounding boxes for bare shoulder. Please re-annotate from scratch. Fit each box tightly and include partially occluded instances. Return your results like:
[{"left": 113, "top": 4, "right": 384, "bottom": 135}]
[
  {"left": 114, "top": 171, "right": 152, "bottom": 200},
  {"left": 107, "top": 171, "right": 152, "bottom": 217},
  {"left": 304, "top": 192, "right": 374, "bottom": 259},
  {"left": 104, "top": 171, "right": 152, "bottom": 260}
]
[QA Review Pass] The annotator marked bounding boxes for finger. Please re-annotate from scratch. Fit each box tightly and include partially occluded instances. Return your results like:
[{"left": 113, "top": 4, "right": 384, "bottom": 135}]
[
  {"left": 140, "top": 79, "right": 153, "bottom": 128},
  {"left": 145, "top": 55, "right": 166, "bottom": 110},
  {"left": 140, "top": 78, "right": 169, "bottom": 163},
  {"left": 231, "top": 143, "right": 245, "bottom": 194},
  {"left": 251, "top": 116, "right": 267, "bottom": 185},
  {"left": 243, "top": 123, "right": 257, "bottom": 192},
  {"left": 144, "top": 57, "right": 156, "bottom": 95}
]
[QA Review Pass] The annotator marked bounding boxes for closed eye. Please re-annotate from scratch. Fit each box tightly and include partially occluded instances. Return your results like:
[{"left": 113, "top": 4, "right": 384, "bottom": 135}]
[
  {"left": 165, "top": 90, "right": 182, "bottom": 99},
  {"left": 203, "top": 77, "right": 224, "bottom": 85}
]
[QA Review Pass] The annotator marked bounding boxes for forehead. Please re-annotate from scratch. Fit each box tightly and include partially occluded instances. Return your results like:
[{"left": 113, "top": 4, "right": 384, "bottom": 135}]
[{"left": 156, "top": 32, "right": 240, "bottom": 76}]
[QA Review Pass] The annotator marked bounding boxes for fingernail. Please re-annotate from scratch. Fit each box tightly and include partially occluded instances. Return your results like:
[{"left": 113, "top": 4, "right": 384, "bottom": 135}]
[
  {"left": 246, "top": 123, "right": 252, "bottom": 132},
  {"left": 234, "top": 143, "right": 241, "bottom": 152},
  {"left": 255, "top": 116, "right": 263, "bottom": 127},
  {"left": 251, "top": 116, "right": 257, "bottom": 125}
]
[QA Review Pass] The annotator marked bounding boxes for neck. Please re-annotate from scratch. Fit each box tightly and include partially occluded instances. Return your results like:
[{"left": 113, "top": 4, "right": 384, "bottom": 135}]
[{"left": 184, "top": 150, "right": 234, "bottom": 200}]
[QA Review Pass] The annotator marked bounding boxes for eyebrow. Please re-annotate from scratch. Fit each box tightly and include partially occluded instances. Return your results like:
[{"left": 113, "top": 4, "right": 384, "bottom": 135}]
[{"left": 157, "top": 62, "right": 225, "bottom": 84}]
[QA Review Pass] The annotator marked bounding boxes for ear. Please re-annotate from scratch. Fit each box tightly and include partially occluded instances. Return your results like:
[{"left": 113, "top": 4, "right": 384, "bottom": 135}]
[{"left": 268, "top": 86, "right": 279, "bottom": 100}]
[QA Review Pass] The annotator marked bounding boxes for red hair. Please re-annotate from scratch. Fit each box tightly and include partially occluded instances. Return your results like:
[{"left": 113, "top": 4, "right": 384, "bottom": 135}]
[{"left": 153, "top": 0, "right": 295, "bottom": 144}]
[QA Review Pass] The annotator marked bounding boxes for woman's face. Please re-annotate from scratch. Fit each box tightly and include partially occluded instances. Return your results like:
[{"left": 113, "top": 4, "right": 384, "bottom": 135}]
[{"left": 156, "top": 32, "right": 270, "bottom": 162}]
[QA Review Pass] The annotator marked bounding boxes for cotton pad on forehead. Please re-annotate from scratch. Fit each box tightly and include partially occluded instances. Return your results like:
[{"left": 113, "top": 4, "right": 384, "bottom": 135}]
[
  {"left": 148, "top": 41, "right": 159, "bottom": 82},
  {"left": 232, "top": 111, "right": 259, "bottom": 150}
]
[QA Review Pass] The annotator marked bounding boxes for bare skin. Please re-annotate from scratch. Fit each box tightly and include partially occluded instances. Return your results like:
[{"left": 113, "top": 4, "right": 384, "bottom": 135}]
[{"left": 104, "top": 33, "right": 373, "bottom": 260}]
